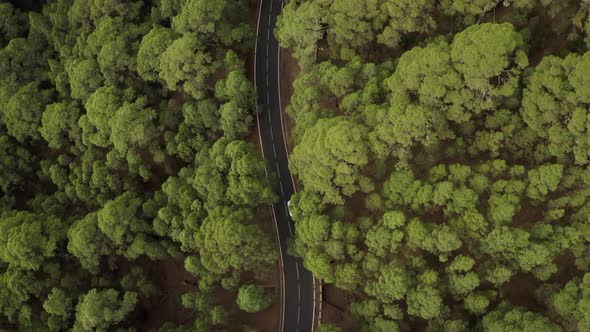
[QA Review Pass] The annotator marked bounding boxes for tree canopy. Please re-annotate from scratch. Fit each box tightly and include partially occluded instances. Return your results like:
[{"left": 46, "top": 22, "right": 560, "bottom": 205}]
[
  {"left": 281, "top": 1, "right": 590, "bottom": 329},
  {"left": 0, "top": 0, "right": 276, "bottom": 330}
]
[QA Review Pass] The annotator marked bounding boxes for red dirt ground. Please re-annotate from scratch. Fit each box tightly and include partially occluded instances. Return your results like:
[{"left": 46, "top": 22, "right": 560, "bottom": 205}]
[
  {"left": 216, "top": 261, "right": 281, "bottom": 332},
  {"left": 321, "top": 284, "right": 360, "bottom": 331},
  {"left": 126, "top": 258, "right": 198, "bottom": 330}
]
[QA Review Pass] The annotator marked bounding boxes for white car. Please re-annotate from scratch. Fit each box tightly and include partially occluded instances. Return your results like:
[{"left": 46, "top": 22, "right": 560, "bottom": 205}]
[{"left": 287, "top": 200, "right": 293, "bottom": 217}]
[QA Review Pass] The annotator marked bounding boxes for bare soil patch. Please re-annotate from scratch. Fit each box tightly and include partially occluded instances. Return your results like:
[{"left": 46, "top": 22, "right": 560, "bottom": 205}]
[
  {"left": 321, "top": 284, "right": 359, "bottom": 331},
  {"left": 215, "top": 261, "right": 281, "bottom": 332},
  {"left": 130, "top": 258, "right": 198, "bottom": 330},
  {"left": 501, "top": 273, "right": 544, "bottom": 312}
]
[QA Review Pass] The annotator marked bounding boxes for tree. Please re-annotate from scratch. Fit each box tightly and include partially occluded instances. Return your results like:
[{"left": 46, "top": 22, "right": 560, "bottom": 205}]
[
  {"left": 521, "top": 52, "right": 590, "bottom": 164},
  {"left": 0, "top": 3, "right": 28, "bottom": 47},
  {"left": 295, "top": 214, "right": 331, "bottom": 248},
  {"left": 0, "top": 0, "right": 281, "bottom": 329},
  {"left": 84, "top": 16, "right": 144, "bottom": 84},
  {"left": 236, "top": 284, "right": 273, "bottom": 313},
  {"left": 451, "top": 23, "right": 528, "bottom": 94},
  {"left": 370, "top": 97, "right": 440, "bottom": 159},
  {"left": 159, "top": 34, "right": 215, "bottom": 99},
  {"left": 377, "top": 0, "right": 436, "bottom": 48},
  {"left": 152, "top": 0, "right": 183, "bottom": 22},
  {"left": 40, "top": 101, "right": 82, "bottom": 149},
  {"left": 481, "top": 303, "right": 562, "bottom": 332},
  {"left": 327, "top": 0, "right": 382, "bottom": 55},
  {"left": 79, "top": 85, "right": 125, "bottom": 148},
  {"left": 73, "top": 289, "right": 137, "bottom": 332},
  {"left": 553, "top": 273, "right": 590, "bottom": 331},
  {"left": 65, "top": 58, "right": 104, "bottom": 102},
  {"left": 109, "top": 97, "right": 159, "bottom": 157},
  {"left": 350, "top": 299, "right": 380, "bottom": 319},
  {"left": 137, "top": 26, "right": 177, "bottom": 82},
  {"left": 171, "top": 0, "right": 227, "bottom": 36},
  {"left": 440, "top": 0, "right": 535, "bottom": 24},
  {"left": 0, "top": 134, "right": 34, "bottom": 193},
  {"left": 219, "top": 101, "right": 252, "bottom": 139},
  {"left": 67, "top": 212, "right": 113, "bottom": 274},
  {"left": 224, "top": 139, "right": 279, "bottom": 206},
  {"left": 195, "top": 206, "right": 276, "bottom": 275},
  {"left": 334, "top": 263, "right": 362, "bottom": 290},
  {"left": 0, "top": 210, "right": 66, "bottom": 271},
  {"left": 465, "top": 292, "right": 492, "bottom": 315},
  {"left": 215, "top": 65, "right": 254, "bottom": 108},
  {"left": 304, "top": 249, "right": 335, "bottom": 283},
  {"left": 290, "top": 117, "right": 370, "bottom": 205},
  {"left": 364, "top": 263, "right": 409, "bottom": 303},
  {"left": 0, "top": 267, "right": 42, "bottom": 324},
  {"left": 441, "top": 0, "right": 497, "bottom": 23},
  {"left": 4, "top": 82, "right": 53, "bottom": 143},
  {"left": 276, "top": 1, "right": 327, "bottom": 67},
  {"left": 406, "top": 274, "right": 443, "bottom": 320},
  {"left": 527, "top": 164, "right": 564, "bottom": 200},
  {"left": 192, "top": 139, "right": 276, "bottom": 207},
  {"left": 43, "top": 288, "right": 73, "bottom": 318},
  {"left": 97, "top": 192, "right": 144, "bottom": 245}
]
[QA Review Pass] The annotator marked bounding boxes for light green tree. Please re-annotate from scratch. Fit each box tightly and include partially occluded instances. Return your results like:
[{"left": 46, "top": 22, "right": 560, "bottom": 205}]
[
  {"left": 73, "top": 289, "right": 137, "bottom": 332},
  {"left": 236, "top": 284, "right": 273, "bottom": 313}
]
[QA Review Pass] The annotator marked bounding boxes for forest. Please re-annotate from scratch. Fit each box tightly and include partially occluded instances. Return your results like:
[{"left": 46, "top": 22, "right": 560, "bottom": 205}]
[
  {"left": 0, "top": 0, "right": 278, "bottom": 331},
  {"left": 4, "top": 0, "right": 590, "bottom": 331},
  {"left": 277, "top": 0, "right": 590, "bottom": 331}
]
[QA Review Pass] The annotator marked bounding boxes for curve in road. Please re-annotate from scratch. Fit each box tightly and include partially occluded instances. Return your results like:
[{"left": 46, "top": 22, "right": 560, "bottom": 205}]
[{"left": 254, "top": 0, "right": 315, "bottom": 331}]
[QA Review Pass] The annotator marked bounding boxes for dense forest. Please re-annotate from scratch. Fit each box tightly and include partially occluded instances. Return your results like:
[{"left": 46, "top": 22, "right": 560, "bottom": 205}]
[
  {"left": 0, "top": 0, "right": 279, "bottom": 331},
  {"left": 277, "top": 0, "right": 590, "bottom": 331}
]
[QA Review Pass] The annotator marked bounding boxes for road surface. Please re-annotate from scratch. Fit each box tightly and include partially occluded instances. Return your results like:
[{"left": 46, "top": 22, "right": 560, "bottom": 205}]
[{"left": 254, "top": 0, "right": 315, "bottom": 331}]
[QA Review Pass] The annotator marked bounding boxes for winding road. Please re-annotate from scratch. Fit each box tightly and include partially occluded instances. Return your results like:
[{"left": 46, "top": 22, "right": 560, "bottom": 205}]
[{"left": 254, "top": 0, "right": 315, "bottom": 331}]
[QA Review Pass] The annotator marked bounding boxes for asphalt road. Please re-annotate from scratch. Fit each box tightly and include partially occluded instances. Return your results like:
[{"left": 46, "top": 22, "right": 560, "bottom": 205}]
[{"left": 254, "top": 0, "right": 315, "bottom": 331}]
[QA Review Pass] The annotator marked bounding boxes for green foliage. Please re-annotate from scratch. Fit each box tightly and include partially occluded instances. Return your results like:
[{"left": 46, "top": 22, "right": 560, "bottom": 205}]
[
  {"left": 378, "top": 0, "right": 437, "bottom": 48},
  {"left": 451, "top": 23, "right": 528, "bottom": 93},
  {"left": 43, "top": 288, "right": 73, "bottom": 318},
  {"left": 276, "top": 1, "right": 326, "bottom": 68},
  {"left": 159, "top": 34, "right": 215, "bottom": 99},
  {"left": 0, "top": 134, "right": 34, "bottom": 193},
  {"left": 285, "top": 12, "right": 590, "bottom": 329},
  {"left": 137, "top": 26, "right": 177, "bottom": 82},
  {"left": 0, "top": 0, "right": 271, "bottom": 330},
  {"left": 4, "top": 0, "right": 590, "bottom": 330},
  {"left": 521, "top": 52, "right": 590, "bottom": 164},
  {"left": 73, "top": 288, "right": 137, "bottom": 332},
  {"left": 0, "top": 3, "right": 28, "bottom": 47},
  {"left": 4, "top": 82, "right": 52, "bottom": 143},
  {"left": 79, "top": 85, "right": 125, "bottom": 148},
  {"left": 67, "top": 212, "right": 113, "bottom": 274},
  {"left": 66, "top": 58, "right": 104, "bottom": 102},
  {"left": 482, "top": 304, "right": 562, "bottom": 332},
  {"left": 109, "top": 97, "right": 159, "bottom": 158},
  {"left": 364, "top": 263, "right": 409, "bottom": 303},
  {"left": 0, "top": 210, "right": 67, "bottom": 271},
  {"left": 236, "top": 284, "right": 273, "bottom": 313},
  {"left": 172, "top": 0, "right": 225, "bottom": 34},
  {"left": 553, "top": 273, "right": 590, "bottom": 331},
  {"left": 41, "top": 101, "right": 82, "bottom": 149},
  {"left": 316, "top": 323, "right": 343, "bottom": 332},
  {"left": 196, "top": 206, "right": 276, "bottom": 275},
  {"left": 97, "top": 192, "right": 145, "bottom": 246},
  {"left": 291, "top": 117, "right": 370, "bottom": 204},
  {"left": 527, "top": 164, "right": 564, "bottom": 200}
]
